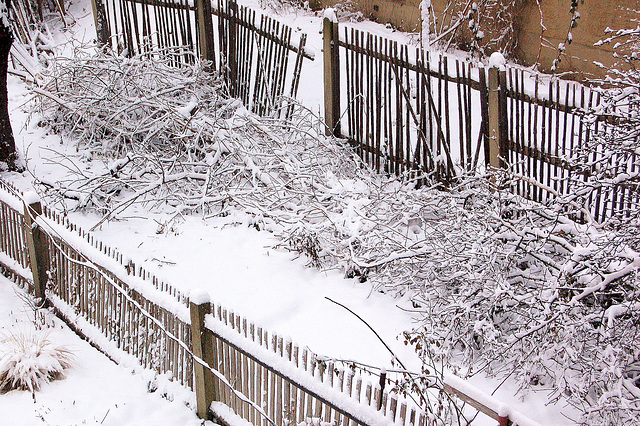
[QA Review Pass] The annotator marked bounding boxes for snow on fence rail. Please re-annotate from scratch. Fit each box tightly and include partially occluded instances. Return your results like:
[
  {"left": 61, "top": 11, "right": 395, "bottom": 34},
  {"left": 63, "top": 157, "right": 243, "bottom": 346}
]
[
  {"left": 96, "top": 0, "right": 311, "bottom": 118},
  {"left": 0, "top": 179, "right": 540, "bottom": 425}
]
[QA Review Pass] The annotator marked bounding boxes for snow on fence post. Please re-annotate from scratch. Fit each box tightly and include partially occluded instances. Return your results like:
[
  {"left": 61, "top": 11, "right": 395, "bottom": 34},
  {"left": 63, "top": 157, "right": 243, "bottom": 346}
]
[
  {"left": 323, "top": 10, "right": 341, "bottom": 137},
  {"left": 23, "top": 194, "right": 50, "bottom": 301},
  {"left": 486, "top": 53, "right": 507, "bottom": 170},
  {"left": 89, "top": 0, "right": 110, "bottom": 47},
  {"left": 189, "top": 290, "right": 219, "bottom": 419},
  {"left": 196, "top": 0, "right": 215, "bottom": 64}
]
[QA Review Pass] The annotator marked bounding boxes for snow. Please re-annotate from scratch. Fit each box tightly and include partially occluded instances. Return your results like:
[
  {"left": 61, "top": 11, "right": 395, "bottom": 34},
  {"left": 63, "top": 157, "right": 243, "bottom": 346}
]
[
  {"left": 0, "top": 183, "right": 26, "bottom": 212},
  {"left": 22, "top": 191, "right": 40, "bottom": 206},
  {"left": 189, "top": 288, "right": 211, "bottom": 305},
  {"left": 0, "top": 251, "right": 32, "bottom": 280},
  {"left": 419, "top": 0, "right": 432, "bottom": 44},
  {"left": 177, "top": 97, "right": 199, "bottom": 118},
  {"left": 488, "top": 51, "right": 506, "bottom": 69},
  {"left": 323, "top": 8, "right": 337, "bottom": 24},
  {"left": 0, "top": 276, "right": 214, "bottom": 426},
  {"left": 210, "top": 402, "right": 253, "bottom": 426},
  {"left": 0, "top": 0, "right": 580, "bottom": 424}
]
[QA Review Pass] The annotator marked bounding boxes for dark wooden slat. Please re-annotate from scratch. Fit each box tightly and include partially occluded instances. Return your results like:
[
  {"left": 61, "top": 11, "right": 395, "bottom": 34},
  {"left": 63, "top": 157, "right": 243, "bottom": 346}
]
[
  {"left": 464, "top": 62, "right": 472, "bottom": 172},
  {"left": 403, "top": 45, "right": 411, "bottom": 176},
  {"left": 357, "top": 31, "right": 365, "bottom": 160},
  {"left": 393, "top": 41, "right": 403, "bottom": 175},
  {"left": 456, "top": 59, "right": 464, "bottom": 171},
  {"left": 384, "top": 37, "right": 391, "bottom": 174},
  {"left": 344, "top": 28, "right": 354, "bottom": 141},
  {"left": 366, "top": 33, "right": 373, "bottom": 166},
  {"left": 442, "top": 57, "right": 451, "bottom": 172},
  {"left": 374, "top": 35, "right": 383, "bottom": 173}
]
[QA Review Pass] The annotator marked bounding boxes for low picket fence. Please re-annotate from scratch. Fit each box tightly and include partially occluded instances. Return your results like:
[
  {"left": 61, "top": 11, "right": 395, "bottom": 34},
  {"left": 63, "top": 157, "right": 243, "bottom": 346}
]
[{"left": 0, "top": 179, "right": 538, "bottom": 426}]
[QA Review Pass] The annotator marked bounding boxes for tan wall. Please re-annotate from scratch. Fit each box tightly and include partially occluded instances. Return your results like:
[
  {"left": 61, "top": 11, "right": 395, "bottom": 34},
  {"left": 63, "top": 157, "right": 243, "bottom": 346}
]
[
  {"left": 311, "top": 0, "right": 422, "bottom": 32},
  {"left": 517, "top": 0, "right": 639, "bottom": 80},
  {"left": 313, "top": 0, "right": 639, "bottom": 81}
]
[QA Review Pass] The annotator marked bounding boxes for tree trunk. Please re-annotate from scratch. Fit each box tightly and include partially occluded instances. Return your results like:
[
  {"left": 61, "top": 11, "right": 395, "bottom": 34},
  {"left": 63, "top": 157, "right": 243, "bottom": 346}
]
[{"left": 0, "top": 0, "right": 17, "bottom": 170}]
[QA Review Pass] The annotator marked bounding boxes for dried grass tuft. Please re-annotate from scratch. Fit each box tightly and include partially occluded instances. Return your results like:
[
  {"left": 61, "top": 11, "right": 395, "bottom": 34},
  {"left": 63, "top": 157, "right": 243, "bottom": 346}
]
[{"left": 0, "top": 330, "right": 73, "bottom": 395}]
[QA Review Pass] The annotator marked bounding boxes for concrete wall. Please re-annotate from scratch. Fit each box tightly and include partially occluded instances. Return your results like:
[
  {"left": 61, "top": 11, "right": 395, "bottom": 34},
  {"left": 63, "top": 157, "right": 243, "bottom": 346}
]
[{"left": 313, "top": 0, "right": 639, "bottom": 80}]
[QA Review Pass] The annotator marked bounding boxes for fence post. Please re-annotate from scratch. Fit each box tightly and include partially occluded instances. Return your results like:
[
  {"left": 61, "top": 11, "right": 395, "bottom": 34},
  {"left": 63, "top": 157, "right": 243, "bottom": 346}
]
[
  {"left": 323, "top": 12, "right": 341, "bottom": 137},
  {"left": 23, "top": 195, "right": 49, "bottom": 301},
  {"left": 486, "top": 65, "right": 505, "bottom": 169},
  {"left": 228, "top": 0, "right": 238, "bottom": 96},
  {"left": 190, "top": 291, "right": 218, "bottom": 419},
  {"left": 498, "top": 414, "right": 509, "bottom": 426},
  {"left": 196, "top": 0, "right": 215, "bottom": 63},
  {"left": 90, "top": 0, "right": 111, "bottom": 47}
]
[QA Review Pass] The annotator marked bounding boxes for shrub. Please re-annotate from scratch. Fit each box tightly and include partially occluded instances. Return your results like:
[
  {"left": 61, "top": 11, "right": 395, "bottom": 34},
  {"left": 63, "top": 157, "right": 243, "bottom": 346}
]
[{"left": 0, "top": 330, "right": 73, "bottom": 397}]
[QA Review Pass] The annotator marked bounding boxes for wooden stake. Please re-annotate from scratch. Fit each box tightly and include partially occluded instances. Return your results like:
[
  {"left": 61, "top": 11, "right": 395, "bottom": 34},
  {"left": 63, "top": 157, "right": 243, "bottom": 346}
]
[
  {"left": 196, "top": 0, "right": 215, "bottom": 63},
  {"left": 323, "top": 15, "right": 340, "bottom": 136},
  {"left": 487, "top": 66, "right": 503, "bottom": 170},
  {"left": 190, "top": 294, "right": 218, "bottom": 419},
  {"left": 90, "top": 0, "right": 111, "bottom": 47},
  {"left": 24, "top": 198, "right": 49, "bottom": 301}
]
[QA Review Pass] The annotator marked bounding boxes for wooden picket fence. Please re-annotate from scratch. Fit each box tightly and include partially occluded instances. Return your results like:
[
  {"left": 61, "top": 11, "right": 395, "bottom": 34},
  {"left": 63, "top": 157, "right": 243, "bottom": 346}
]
[
  {"left": 0, "top": 180, "right": 446, "bottom": 425},
  {"left": 0, "top": 178, "right": 538, "bottom": 425},
  {"left": 323, "top": 19, "right": 485, "bottom": 185},
  {"left": 323, "top": 17, "right": 639, "bottom": 222},
  {"left": 332, "top": 27, "right": 483, "bottom": 184},
  {"left": 502, "top": 67, "right": 640, "bottom": 222},
  {"left": 95, "top": 0, "right": 311, "bottom": 117}
]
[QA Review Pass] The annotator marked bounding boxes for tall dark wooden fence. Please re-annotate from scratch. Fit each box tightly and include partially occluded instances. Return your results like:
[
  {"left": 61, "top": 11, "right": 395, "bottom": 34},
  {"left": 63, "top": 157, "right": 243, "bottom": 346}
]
[
  {"left": 323, "top": 17, "right": 639, "bottom": 223},
  {"left": 215, "top": 0, "right": 309, "bottom": 117},
  {"left": 96, "top": 0, "right": 312, "bottom": 117},
  {"left": 502, "top": 68, "right": 639, "bottom": 222},
  {"left": 326, "top": 24, "right": 484, "bottom": 183}
]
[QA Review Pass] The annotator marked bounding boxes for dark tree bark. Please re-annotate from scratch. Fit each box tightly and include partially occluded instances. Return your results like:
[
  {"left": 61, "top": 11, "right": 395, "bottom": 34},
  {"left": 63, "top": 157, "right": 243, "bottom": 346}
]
[{"left": 0, "top": 0, "right": 18, "bottom": 170}]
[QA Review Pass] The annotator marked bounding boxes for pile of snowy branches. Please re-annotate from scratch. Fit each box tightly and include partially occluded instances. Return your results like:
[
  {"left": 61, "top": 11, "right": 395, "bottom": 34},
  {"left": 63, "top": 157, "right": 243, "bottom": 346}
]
[{"left": 30, "top": 50, "right": 639, "bottom": 424}]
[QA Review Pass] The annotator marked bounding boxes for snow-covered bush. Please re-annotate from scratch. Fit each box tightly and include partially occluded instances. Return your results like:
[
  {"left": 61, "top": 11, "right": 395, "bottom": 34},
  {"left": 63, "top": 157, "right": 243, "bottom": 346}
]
[
  {"left": 0, "top": 330, "right": 73, "bottom": 396},
  {"left": 404, "top": 178, "right": 640, "bottom": 424}
]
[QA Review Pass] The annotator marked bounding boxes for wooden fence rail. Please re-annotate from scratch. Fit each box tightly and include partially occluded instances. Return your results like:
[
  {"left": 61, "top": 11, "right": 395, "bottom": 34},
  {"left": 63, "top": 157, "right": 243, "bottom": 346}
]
[{"left": 0, "top": 179, "right": 538, "bottom": 425}]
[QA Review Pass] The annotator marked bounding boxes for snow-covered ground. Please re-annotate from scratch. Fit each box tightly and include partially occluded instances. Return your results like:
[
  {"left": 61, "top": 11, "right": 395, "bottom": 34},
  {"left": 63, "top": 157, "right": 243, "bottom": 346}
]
[
  {"left": 0, "top": 0, "right": 578, "bottom": 424},
  {"left": 0, "top": 275, "right": 214, "bottom": 425}
]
